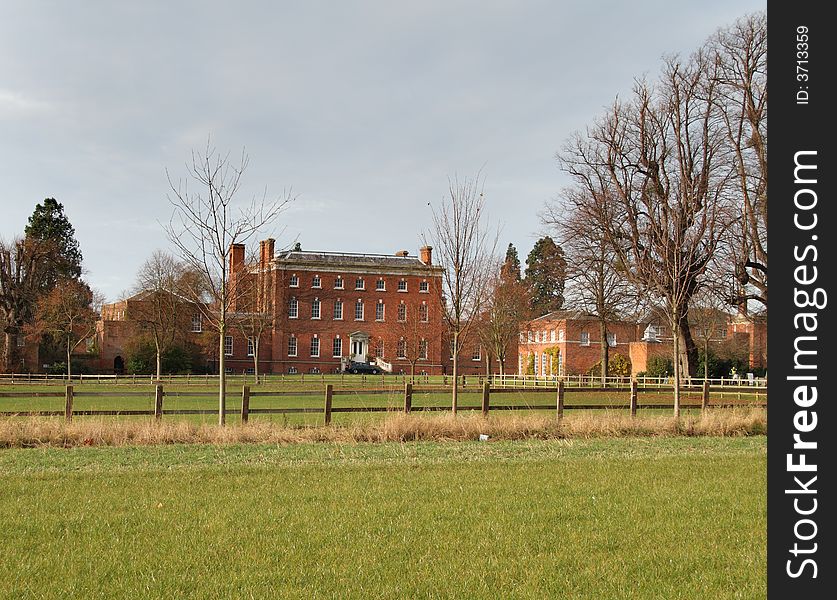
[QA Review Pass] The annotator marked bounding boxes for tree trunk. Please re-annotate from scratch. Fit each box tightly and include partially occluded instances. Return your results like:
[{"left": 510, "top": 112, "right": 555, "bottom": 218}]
[
  {"left": 253, "top": 337, "right": 260, "bottom": 384},
  {"left": 2, "top": 330, "right": 12, "bottom": 373},
  {"left": 599, "top": 320, "right": 609, "bottom": 385},
  {"left": 66, "top": 340, "right": 72, "bottom": 382},
  {"left": 155, "top": 337, "right": 162, "bottom": 382},
  {"left": 671, "top": 322, "right": 681, "bottom": 418},
  {"left": 451, "top": 331, "right": 459, "bottom": 414},
  {"left": 676, "top": 311, "right": 699, "bottom": 378},
  {"left": 218, "top": 324, "right": 226, "bottom": 426}
]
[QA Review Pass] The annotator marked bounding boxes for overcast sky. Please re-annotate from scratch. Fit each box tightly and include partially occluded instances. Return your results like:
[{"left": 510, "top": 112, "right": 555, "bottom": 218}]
[{"left": 1, "top": 0, "right": 765, "bottom": 301}]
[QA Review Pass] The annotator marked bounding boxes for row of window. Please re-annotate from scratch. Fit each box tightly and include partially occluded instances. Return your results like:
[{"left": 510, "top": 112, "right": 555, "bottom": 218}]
[
  {"left": 288, "top": 298, "right": 429, "bottom": 322},
  {"left": 522, "top": 325, "right": 728, "bottom": 346},
  {"left": 289, "top": 274, "right": 429, "bottom": 293},
  {"left": 520, "top": 329, "right": 615, "bottom": 347},
  {"left": 285, "top": 335, "right": 429, "bottom": 360},
  {"left": 222, "top": 334, "right": 483, "bottom": 362}
]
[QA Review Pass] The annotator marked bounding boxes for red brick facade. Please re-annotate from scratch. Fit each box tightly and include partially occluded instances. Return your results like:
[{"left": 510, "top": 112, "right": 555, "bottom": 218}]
[
  {"left": 518, "top": 311, "right": 640, "bottom": 376},
  {"left": 95, "top": 295, "right": 207, "bottom": 373},
  {"left": 518, "top": 309, "right": 767, "bottom": 378},
  {"left": 222, "top": 241, "right": 451, "bottom": 375}
]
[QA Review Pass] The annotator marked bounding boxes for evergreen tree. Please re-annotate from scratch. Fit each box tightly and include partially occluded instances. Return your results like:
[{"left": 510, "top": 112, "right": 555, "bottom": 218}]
[
  {"left": 24, "top": 198, "right": 83, "bottom": 282},
  {"left": 501, "top": 243, "right": 521, "bottom": 281},
  {"left": 524, "top": 236, "right": 567, "bottom": 316}
]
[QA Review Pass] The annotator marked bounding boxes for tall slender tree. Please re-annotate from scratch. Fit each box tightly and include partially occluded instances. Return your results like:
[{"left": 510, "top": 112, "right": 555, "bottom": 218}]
[
  {"left": 477, "top": 263, "right": 532, "bottom": 376},
  {"left": 501, "top": 243, "right": 522, "bottom": 281},
  {"left": 426, "top": 173, "right": 496, "bottom": 413},
  {"left": 129, "top": 250, "right": 192, "bottom": 381},
  {"left": 24, "top": 198, "right": 83, "bottom": 285},
  {"left": 28, "top": 278, "right": 102, "bottom": 379},
  {"left": 164, "top": 140, "right": 292, "bottom": 425},
  {"left": 710, "top": 12, "right": 767, "bottom": 310},
  {"left": 524, "top": 236, "right": 567, "bottom": 316},
  {"left": 544, "top": 192, "right": 641, "bottom": 383}
]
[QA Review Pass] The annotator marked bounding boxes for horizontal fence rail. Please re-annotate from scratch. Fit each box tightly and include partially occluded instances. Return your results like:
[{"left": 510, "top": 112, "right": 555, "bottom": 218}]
[{"left": 0, "top": 380, "right": 767, "bottom": 425}]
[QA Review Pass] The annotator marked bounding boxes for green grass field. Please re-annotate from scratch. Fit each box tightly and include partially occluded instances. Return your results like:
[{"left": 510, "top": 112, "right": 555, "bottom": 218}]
[{"left": 0, "top": 436, "right": 766, "bottom": 599}]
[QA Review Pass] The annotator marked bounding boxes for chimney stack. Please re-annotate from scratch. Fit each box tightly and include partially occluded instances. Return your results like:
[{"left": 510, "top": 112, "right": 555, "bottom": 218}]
[
  {"left": 419, "top": 245, "right": 433, "bottom": 265},
  {"left": 228, "top": 243, "right": 246, "bottom": 311},
  {"left": 259, "top": 238, "right": 275, "bottom": 269},
  {"left": 230, "top": 243, "right": 245, "bottom": 274},
  {"left": 395, "top": 250, "right": 409, "bottom": 257}
]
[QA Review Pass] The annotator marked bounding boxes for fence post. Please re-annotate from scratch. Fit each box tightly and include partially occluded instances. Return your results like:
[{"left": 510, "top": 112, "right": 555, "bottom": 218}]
[
  {"left": 630, "top": 380, "right": 638, "bottom": 417},
  {"left": 556, "top": 380, "right": 564, "bottom": 418},
  {"left": 324, "top": 384, "right": 333, "bottom": 425},
  {"left": 701, "top": 380, "right": 710, "bottom": 411},
  {"left": 404, "top": 382, "right": 412, "bottom": 414},
  {"left": 64, "top": 385, "right": 74, "bottom": 422},
  {"left": 241, "top": 385, "right": 250, "bottom": 424},
  {"left": 154, "top": 384, "right": 164, "bottom": 421},
  {"left": 481, "top": 382, "right": 490, "bottom": 417}
]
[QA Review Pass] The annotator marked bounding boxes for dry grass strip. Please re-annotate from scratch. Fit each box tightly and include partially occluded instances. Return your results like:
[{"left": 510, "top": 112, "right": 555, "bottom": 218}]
[{"left": 0, "top": 409, "right": 766, "bottom": 449}]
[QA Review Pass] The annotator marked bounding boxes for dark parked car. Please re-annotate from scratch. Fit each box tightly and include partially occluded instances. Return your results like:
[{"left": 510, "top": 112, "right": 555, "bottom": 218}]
[{"left": 345, "top": 362, "right": 382, "bottom": 375}]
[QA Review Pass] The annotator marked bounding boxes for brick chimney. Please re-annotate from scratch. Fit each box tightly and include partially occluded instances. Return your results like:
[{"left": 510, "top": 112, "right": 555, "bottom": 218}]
[
  {"left": 419, "top": 245, "right": 433, "bottom": 265},
  {"left": 259, "top": 238, "right": 275, "bottom": 270},
  {"left": 395, "top": 250, "right": 409, "bottom": 257},
  {"left": 229, "top": 243, "right": 246, "bottom": 310},
  {"left": 229, "top": 243, "right": 245, "bottom": 274}
]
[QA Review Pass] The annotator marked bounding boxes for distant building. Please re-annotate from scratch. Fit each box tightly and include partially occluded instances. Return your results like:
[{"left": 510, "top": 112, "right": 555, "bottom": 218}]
[
  {"left": 95, "top": 291, "right": 208, "bottom": 374},
  {"left": 518, "top": 308, "right": 766, "bottom": 377}
]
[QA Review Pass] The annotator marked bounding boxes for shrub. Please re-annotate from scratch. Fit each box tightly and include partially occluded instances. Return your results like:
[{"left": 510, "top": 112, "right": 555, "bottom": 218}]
[
  {"left": 125, "top": 338, "right": 194, "bottom": 375},
  {"left": 587, "top": 353, "right": 632, "bottom": 377},
  {"left": 44, "top": 360, "right": 92, "bottom": 375},
  {"left": 645, "top": 356, "right": 673, "bottom": 378},
  {"left": 697, "top": 348, "right": 749, "bottom": 379}
]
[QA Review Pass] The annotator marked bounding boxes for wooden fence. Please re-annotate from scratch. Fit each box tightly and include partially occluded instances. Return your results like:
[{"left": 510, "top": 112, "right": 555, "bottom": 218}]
[{"left": 0, "top": 381, "right": 767, "bottom": 424}]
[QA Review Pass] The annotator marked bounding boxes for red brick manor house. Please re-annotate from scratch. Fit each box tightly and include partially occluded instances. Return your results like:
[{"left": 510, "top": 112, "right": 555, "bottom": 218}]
[{"left": 96, "top": 240, "right": 489, "bottom": 376}]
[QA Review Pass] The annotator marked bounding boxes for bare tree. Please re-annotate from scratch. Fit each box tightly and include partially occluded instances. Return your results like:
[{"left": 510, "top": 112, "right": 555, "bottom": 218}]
[
  {"left": 390, "top": 294, "right": 445, "bottom": 382},
  {"left": 476, "top": 263, "right": 532, "bottom": 376},
  {"left": 164, "top": 141, "right": 292, "bottom": 425},
  {"left": 560, "top": 51, "right": 733, "bottom": 415},
  {"left": 0, "top": 237, "right": 55, "bottom": 372},
  {"left": 28, "top": 278, "right": 103, "bottom": 380},
  {"left": 711, "top": 12, "right": 767, "bottom": 310},
  {"left": 129, "top": 250, "right": 192, "bottom": 381},
  {"left": 426, "top": 173, "right": 496, "bottom": 413},
  {"left": 544, "top": 193, "right": 642, "bottom": 384}
]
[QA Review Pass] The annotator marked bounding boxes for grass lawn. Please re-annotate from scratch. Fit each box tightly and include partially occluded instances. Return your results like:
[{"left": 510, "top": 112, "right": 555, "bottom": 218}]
[{"left": 0, "top": 436, "right": 766, "bottom": 599}]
